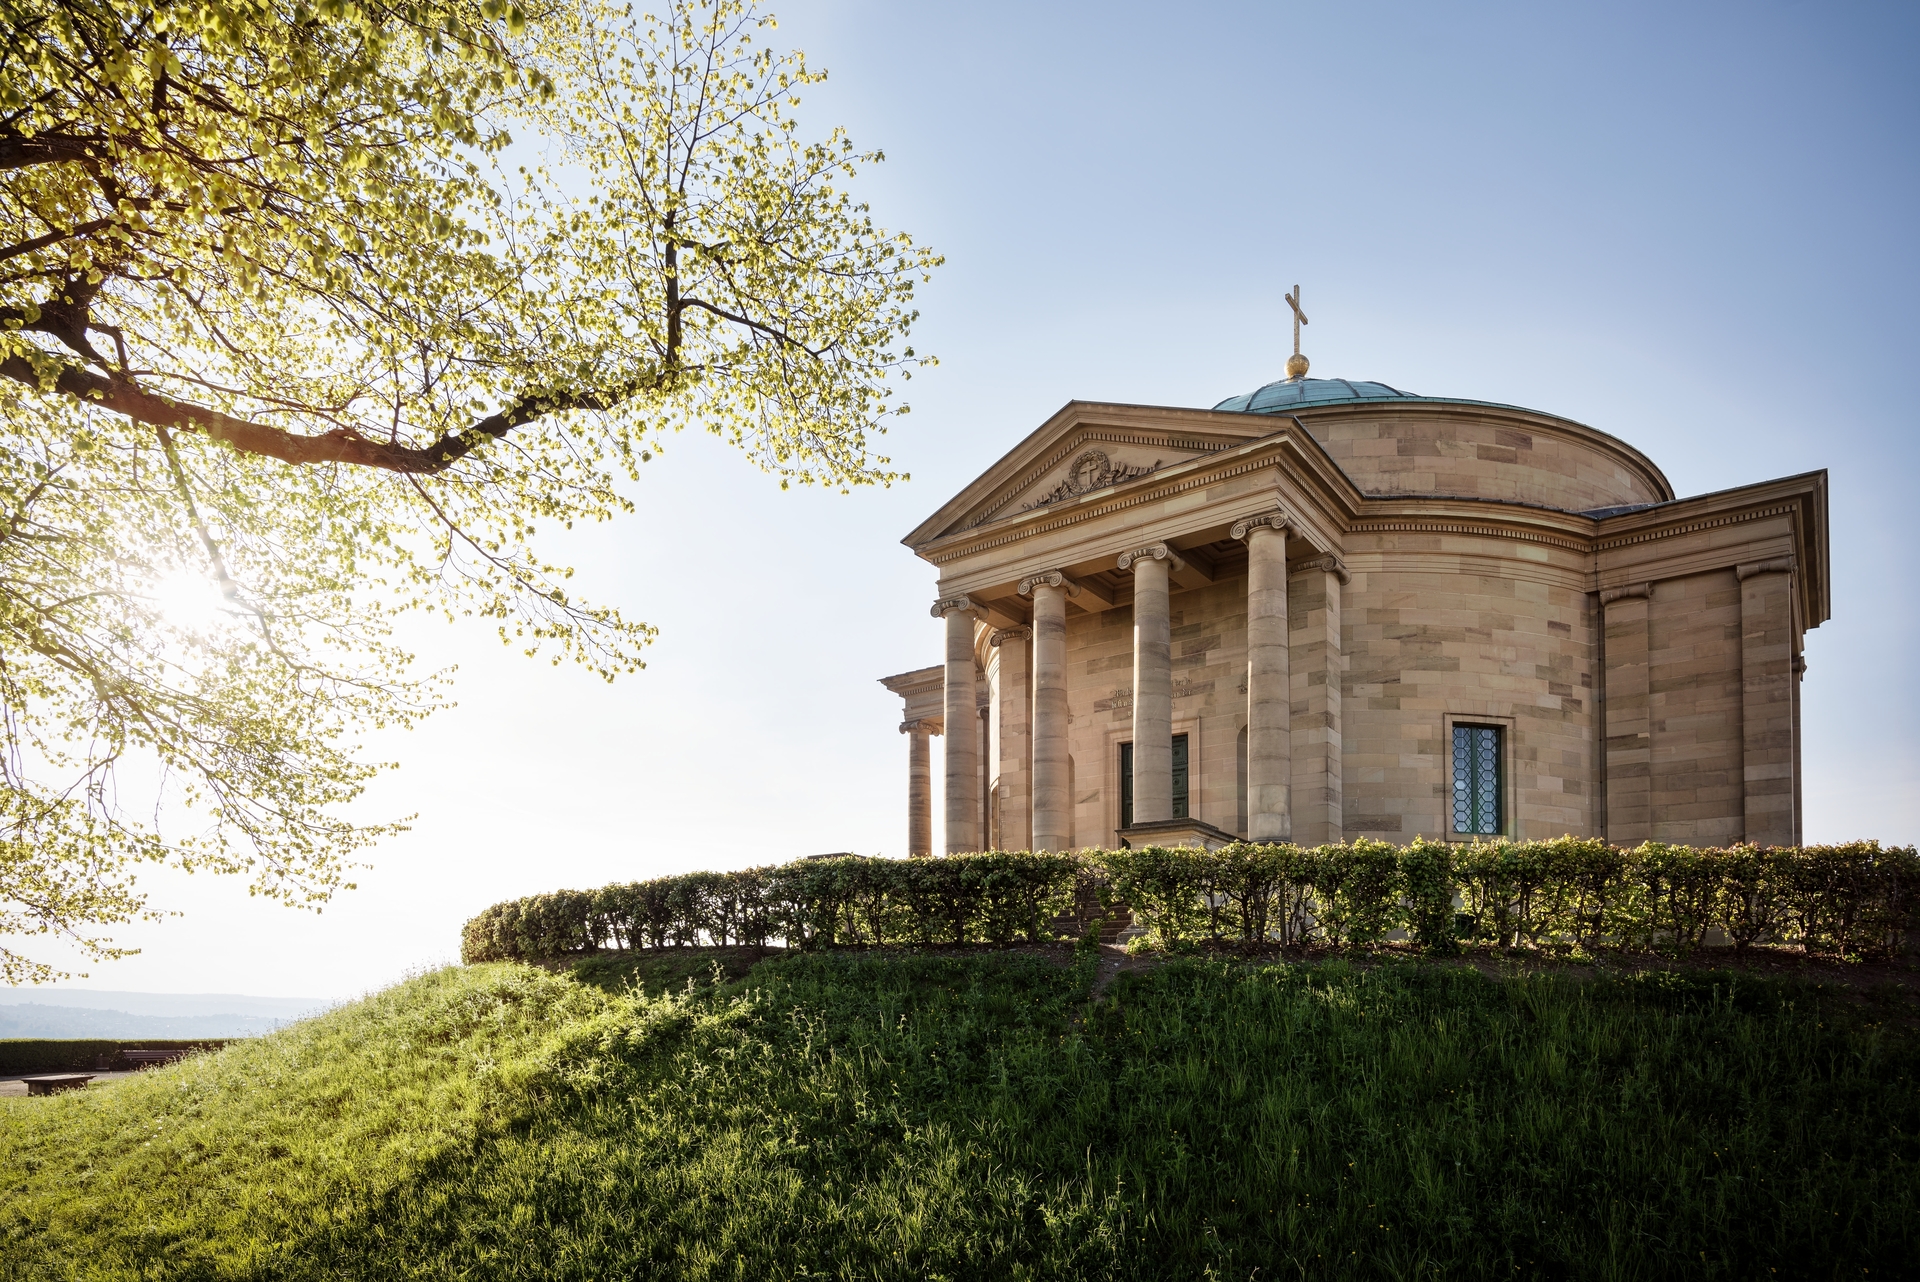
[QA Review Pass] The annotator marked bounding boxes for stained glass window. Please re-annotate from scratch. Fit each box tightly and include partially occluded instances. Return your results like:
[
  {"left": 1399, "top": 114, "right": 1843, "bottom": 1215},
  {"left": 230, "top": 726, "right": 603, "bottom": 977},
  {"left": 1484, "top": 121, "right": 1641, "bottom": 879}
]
[{"left": 1451, "top": 725, "right": 1502, "bottom": 835}]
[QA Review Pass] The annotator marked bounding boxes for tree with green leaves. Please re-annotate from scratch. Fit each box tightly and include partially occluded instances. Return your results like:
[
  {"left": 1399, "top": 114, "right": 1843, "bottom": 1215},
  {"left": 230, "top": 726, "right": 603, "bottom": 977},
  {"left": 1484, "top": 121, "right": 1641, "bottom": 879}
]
[{"left": 0, "top": 0, "right": 938, "bottom": 980}]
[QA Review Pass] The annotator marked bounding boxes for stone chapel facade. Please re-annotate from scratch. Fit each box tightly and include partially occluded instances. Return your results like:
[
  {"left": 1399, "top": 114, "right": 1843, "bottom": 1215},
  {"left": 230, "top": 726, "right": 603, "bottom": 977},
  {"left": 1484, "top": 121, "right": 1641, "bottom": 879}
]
[{"left": 879, "top": 372, "right": 1828, "bottom": 856}]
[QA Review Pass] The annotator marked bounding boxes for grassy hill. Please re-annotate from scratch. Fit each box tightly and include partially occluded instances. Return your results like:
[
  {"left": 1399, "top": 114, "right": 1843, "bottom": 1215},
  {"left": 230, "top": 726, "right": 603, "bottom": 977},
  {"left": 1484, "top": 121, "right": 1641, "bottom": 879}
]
[{"left": 2, "top": 949, "right": 1916, "bottom": 1279}]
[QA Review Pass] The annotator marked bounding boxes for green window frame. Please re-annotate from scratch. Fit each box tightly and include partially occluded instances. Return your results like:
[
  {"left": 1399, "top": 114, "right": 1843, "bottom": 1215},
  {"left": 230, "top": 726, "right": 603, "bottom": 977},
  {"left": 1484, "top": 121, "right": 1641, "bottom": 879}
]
[
  {"left": 1451, "top": 724, "right": 1503, "bottom": 835},
  {"left": 1120, "top": 734, "right": 1189, "bottom": 829}
]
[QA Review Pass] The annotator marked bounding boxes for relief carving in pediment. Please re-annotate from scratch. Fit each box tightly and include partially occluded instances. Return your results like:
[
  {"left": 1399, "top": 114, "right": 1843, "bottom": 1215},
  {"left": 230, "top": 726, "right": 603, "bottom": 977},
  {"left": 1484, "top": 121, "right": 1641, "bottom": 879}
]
[{"left": 1021, "top": 449, "right": 1164, "bottom": 512}]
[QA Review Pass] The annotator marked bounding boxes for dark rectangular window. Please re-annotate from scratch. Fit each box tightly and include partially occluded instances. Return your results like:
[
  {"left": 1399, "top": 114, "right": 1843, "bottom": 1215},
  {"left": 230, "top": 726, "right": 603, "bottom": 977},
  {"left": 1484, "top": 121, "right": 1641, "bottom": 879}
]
[
  {"left": 1121, "top": 734, "right": 1189, "bottom": 829},
  {"left": 1171, "top": 733, "right": 1189, "bottom": 820},
  {"left": 1451, "top": 724, "right": 1503, "bottom": 835}
]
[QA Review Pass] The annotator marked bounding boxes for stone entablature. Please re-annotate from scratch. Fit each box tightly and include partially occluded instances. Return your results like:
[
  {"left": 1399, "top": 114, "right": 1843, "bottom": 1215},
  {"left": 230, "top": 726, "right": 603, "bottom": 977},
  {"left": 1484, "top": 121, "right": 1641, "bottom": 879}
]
[{"left": 881, "top": 386, "right": 1828, "bottom": 855}]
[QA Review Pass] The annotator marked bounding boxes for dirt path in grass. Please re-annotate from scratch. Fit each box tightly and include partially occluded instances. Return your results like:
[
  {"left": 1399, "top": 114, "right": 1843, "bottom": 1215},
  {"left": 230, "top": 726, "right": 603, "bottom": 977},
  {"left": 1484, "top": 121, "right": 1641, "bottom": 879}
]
[{"left": 1086, "top": 943, "right": 1157, "bottom": 1003}]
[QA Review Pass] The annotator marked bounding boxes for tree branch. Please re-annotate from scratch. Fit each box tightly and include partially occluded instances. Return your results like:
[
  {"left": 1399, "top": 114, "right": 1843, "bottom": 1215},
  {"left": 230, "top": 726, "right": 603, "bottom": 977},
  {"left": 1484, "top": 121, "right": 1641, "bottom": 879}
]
[
  {"left": 678, "top": 296, "right": 827, "bottom": 357},
  {"left": 0, "top": 216, "right": 119, "bottom": 264},
  {"left": 0, "top": 133, "right": 107, "bottom": 172},
  {"left": 0, "top": 352, "right": 656, "bottom": 474}
]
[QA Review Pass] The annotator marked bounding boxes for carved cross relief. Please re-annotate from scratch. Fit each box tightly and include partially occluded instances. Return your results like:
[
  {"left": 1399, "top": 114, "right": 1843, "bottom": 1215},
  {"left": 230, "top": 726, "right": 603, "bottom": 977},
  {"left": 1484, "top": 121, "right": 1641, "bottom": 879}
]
[{"left": 1021, "top": 448, "right": 1164, "bottom": 512}]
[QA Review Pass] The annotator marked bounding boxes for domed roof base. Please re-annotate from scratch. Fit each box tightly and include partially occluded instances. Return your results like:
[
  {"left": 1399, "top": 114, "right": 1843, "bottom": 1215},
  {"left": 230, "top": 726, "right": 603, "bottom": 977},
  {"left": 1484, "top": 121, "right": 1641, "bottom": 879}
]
[{"left": 1213, "top": 376, "right": 1423, "bottom": 415}]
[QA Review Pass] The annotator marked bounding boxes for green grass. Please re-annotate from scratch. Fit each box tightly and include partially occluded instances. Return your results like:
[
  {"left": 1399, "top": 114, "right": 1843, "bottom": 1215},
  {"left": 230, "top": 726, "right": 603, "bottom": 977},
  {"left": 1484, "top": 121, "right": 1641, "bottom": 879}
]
[{"left": 2, "top": 951, "right": 1915, "bottom": 1279}]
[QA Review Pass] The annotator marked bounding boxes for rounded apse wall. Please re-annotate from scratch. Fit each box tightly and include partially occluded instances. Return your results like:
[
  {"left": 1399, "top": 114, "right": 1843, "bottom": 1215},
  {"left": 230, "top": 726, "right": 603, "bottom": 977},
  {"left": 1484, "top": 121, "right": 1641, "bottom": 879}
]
[{"left": 1295, "top": 403, "right": 1670, "bottom": 513}]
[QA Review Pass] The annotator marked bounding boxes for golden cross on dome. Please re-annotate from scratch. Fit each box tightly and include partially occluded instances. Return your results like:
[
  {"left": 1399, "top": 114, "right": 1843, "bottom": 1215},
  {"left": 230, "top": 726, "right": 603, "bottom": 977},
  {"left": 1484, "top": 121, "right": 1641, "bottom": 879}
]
[{"left": 1284, "top": 285, "right": 1310, "bottom": 378}]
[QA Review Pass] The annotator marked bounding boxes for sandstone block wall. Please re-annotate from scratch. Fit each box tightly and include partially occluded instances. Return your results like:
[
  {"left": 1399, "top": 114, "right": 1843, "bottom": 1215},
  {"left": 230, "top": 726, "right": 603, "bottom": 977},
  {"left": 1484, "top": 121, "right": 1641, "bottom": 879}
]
[{"left": 1299, "top": 407, "right": 1667, "bottom": 512}]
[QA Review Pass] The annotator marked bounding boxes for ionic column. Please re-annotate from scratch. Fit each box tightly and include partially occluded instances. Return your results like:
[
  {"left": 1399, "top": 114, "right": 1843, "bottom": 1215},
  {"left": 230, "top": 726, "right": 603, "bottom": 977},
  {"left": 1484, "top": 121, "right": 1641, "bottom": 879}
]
[
  {"left": 933, "top": 595, "right": 984, "bottom": 854},
  {"left": 992, "top": 627, "right": 1033, "bottom": 851},
  {"left": 1738, "top": 559, "right": 1797, "bottom": 846},
  {"left": 1234, "top": 515, "right": 1291, "bottom": 841},
  {"left": 1118, "top": 544, "right": 1182, "bottom": 825},
  {"left": 900, "top": 719, "right": 936, "bottom": 856},
  {"left": 1290, "top": 553, "right": 1347, "bottom": 845},
  {"left": 1019, "top": 571, "right": 1079, "bottom": 852},
  {"left": 1601, "top": 583, "right": 1653, "bottom": 844}
]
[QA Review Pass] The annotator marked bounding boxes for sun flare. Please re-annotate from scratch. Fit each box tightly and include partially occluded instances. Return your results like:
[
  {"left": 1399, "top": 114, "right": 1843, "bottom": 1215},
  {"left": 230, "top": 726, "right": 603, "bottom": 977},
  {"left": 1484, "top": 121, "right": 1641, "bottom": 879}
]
[{"left": 149, "top": 570, "right": 232, "bottom": 636}]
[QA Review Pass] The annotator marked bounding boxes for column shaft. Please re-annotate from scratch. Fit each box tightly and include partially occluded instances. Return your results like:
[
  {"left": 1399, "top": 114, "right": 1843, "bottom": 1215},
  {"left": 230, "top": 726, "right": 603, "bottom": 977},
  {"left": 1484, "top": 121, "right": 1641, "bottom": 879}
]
[
  {"left": 1289, "top": 559, "right": 1343, "bottom": 844},
  {"left": 994, "top": 630, "right": 1033, "bottom": 851},
  {"left": 941, "top": 604, "right": 982, "bottom": 853},
  {"left": 1245, "top": 524, "right": 1291, "bottom": 840},
  {"left": 1739, "top": 564, "right": 1796, "bottom": 845},
  {"left": 1602, "top": 586, "right": 1652, "bottom": 844},
  {"left": 1030, "top": 585, "right": 1071, "bottom": 851},
  {"left": 906, "top": 726, "right": 932, "bottom": 856},
  {"left": 1130, "top": 555, "right": 1174, "bottom": 824}
]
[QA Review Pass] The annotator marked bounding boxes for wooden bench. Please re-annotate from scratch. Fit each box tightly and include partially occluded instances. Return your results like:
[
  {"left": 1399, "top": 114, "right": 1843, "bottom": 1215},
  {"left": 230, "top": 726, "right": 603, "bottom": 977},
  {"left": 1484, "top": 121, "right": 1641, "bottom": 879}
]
[
  {"left": 22, "top": 1073, "right": 93, "bottom": 1096},
  {"left": 120, "top": 1049, "right": 194, "bottom": 1068}
]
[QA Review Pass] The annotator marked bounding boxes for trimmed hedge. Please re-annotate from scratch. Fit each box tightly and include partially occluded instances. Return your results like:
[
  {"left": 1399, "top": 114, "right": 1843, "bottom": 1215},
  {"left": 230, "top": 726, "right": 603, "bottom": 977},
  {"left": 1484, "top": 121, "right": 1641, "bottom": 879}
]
[
  {"left": 0, "top": 1040, "right": 233, "bottom": 1074},
  {"left": 461, "top": 840, "right": 1919, "bottom": 965},
  {"left": 462, "top": 852, "right": 1084, "bottom": 964}
]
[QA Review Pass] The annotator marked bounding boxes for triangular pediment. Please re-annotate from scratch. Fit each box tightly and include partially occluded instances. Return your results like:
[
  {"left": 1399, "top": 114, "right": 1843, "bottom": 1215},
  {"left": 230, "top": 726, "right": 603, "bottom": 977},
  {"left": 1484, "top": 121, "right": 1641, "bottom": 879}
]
[{"left": 903, "top": 401, "right": 1281, "bottom": 549}]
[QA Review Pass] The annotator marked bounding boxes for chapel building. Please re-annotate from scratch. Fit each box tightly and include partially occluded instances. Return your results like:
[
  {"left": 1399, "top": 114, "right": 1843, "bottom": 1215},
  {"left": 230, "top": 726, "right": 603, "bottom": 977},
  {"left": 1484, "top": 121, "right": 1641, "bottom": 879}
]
[{"left": 879, "top": 362, "right": 1827, "bottom": 856}]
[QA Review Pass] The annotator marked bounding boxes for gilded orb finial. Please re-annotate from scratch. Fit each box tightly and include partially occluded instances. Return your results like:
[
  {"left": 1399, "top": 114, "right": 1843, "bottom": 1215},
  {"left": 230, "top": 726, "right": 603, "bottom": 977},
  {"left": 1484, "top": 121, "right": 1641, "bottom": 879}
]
[{"left": 1284, "top": 284, "right": 1310, "bottom": 380}]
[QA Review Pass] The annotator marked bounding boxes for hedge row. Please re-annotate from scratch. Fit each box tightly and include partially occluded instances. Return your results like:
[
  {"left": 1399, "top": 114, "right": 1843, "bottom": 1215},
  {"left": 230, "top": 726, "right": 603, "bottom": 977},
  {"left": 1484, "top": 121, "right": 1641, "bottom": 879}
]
[
  {"left": 461, "top": 840, "right": 1918, "bottom": 965},
  {"left": 460, "top": 852, "right": 1084, "bottom": 963},
  {"left": 1106, "top": 838, "right": 1919, "bottom": 958},
  {"left": 0, "top": 1040, "right": 233, "bottom": 1074}
]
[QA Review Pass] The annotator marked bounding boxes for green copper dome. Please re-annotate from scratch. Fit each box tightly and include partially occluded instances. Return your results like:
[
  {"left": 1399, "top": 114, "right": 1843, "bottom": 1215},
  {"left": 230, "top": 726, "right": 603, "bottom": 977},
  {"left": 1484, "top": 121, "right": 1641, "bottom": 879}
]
[{"left": 1212, "top": 376, "right": 1424, "bottom": 414}]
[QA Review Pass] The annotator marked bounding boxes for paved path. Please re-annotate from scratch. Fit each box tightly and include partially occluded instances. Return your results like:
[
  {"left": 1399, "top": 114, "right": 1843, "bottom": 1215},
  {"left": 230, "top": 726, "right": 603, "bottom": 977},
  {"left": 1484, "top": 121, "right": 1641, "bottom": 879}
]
[{"left": 0, "top": 1071, "right": 140, "bottom": 1098}]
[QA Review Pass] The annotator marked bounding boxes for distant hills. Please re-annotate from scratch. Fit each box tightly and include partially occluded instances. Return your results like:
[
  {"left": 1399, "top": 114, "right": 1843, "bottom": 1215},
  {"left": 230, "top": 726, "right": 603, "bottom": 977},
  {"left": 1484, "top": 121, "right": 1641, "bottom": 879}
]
[{"left": 0, "top": 989, "right": 334, "bottom": 1039}]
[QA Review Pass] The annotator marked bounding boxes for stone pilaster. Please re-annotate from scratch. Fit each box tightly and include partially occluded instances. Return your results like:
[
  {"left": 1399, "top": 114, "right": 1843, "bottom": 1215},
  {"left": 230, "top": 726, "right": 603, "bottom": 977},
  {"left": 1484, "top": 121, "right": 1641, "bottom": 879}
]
[
  {"left": 991, "top": 627, "right": 1032, "bottom": 851},
  {"left": 1118, "top": 544, "right": 1180, "bottom": 826},
  {"left": 933, "top": 594, "right": 984, "bottom": 854},
  {"left": 1738, "top": 559, "right": 1797, "bottom": 846},
  {"left": 900, "top": 719, "right": 937, "bottom": 856},
  {"left": 1289, "top": 553, "right": 1346, "bottom": 845},
  {"left": 1235, "top": 516, "right": 1291, "bottom": 841},
  {"left": 1792, "top": 652, "right": 1805, "bottom": 846},
  {"left": 1019, "top": 571, "right": 1078, "bottom": 852},
  {"left": 1601, "top": 583, "right": 1652, "bottom": 844}
]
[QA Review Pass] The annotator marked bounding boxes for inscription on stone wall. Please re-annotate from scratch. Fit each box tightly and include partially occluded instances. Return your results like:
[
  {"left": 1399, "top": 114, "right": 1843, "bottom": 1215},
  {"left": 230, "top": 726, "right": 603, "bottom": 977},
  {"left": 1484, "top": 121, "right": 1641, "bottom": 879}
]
[{"left": 1093, "top": 678, "right": 1216, "bottom": 712}]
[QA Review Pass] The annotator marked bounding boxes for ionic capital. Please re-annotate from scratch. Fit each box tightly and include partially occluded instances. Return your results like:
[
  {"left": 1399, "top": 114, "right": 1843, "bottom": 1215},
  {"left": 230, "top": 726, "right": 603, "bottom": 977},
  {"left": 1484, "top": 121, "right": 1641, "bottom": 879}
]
[
  {"left": 990, "top": 626, "right": 1032, "bottom": 646},
  {"left": 1017, "top": 570, "right": 1082, "bottom": 598},
  {"left": 1116, "top": 543, "right": 1186, "bottom": 573},
  {"left": 930, "top": 594, "right": 988, "bottom": 620},
  {"left": 1599, "top": 582, "right": 1652, "bottom": 605},
  {"left": 1231, "top": 512, "right": 1292, "bottom": 542},
  {"left": 1293, "top": 553, "right": 1351, "bottom": 585},
  {"left": 1736, "top": 556, "right": 1796, "bottom": 581},
  {"left": 899, "top": 718, "right": 942, "bottom": 736}
]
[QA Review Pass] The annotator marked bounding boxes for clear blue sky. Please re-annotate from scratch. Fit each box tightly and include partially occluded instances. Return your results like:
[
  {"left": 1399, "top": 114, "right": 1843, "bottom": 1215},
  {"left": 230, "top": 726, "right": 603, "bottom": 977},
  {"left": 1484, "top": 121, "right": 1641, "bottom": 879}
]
[{"left": 17, "top": 0, "right": 1917, "bottom": 997}]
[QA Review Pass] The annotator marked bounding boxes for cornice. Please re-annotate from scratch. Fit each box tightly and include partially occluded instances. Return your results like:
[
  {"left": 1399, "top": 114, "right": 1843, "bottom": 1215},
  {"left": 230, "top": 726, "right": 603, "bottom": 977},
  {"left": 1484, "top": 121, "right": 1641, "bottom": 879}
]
[
  {"left": 1594, "top": 502, "right": 1797, "bottom": 552},
  {"left": 902, "top": 400, "right": 1273, "bottom": 549},
  {"left": 970, "top": 428, "right": 1233, "bottom": 528},
  {"left": 917, "top": 429, "right": 1361, "bottom": 568},
  {"left": 1348, "top": 516, "right": 1591, "bottom": 553}
]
